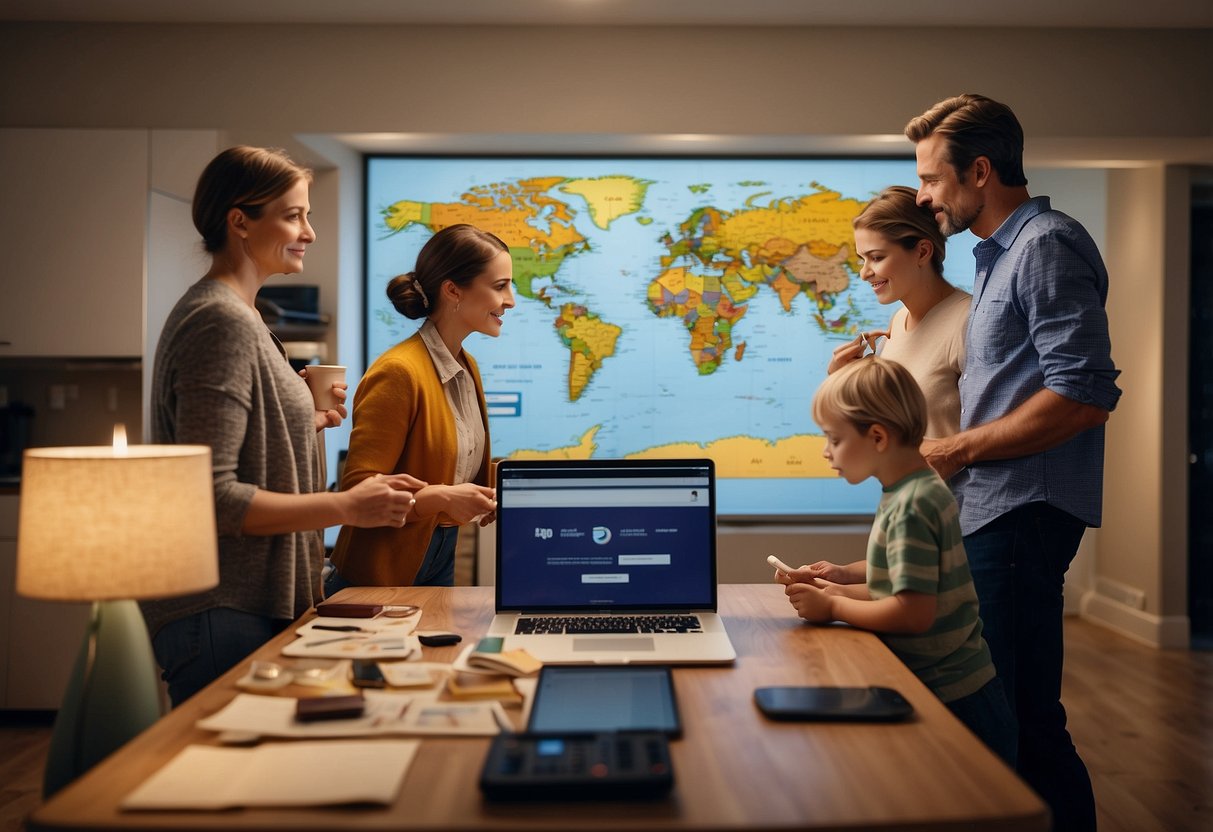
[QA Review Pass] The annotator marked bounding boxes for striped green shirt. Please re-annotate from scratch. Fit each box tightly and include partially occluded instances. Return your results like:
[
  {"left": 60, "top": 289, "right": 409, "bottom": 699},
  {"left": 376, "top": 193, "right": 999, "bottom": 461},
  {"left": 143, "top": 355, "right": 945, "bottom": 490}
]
[{"left": 868, "top": 468, "right": 995, "bottom": 703}]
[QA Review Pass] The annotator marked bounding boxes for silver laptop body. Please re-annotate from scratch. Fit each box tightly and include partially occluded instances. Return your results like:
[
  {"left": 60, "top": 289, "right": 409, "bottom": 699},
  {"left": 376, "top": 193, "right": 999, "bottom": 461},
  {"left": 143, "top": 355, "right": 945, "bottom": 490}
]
[{"left": 488, "top": 458, "right": 736, "bottom": 665}]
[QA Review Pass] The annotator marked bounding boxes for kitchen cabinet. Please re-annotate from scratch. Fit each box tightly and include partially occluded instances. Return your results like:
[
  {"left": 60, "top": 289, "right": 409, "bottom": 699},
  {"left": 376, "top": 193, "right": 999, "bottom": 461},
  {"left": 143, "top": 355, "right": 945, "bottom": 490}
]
[
  {"left": 0, "top": 129, "right": 147, "bottom": 357},
  {"left": 0, "top": 495, "right": 91, "bottom": 709}
]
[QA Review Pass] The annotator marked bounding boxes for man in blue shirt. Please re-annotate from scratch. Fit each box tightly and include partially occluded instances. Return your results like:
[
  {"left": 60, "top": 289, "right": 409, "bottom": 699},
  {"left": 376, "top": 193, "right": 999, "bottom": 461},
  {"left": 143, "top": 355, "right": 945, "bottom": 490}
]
[{"left": 905, "top": 94, "right": 1120, "bottom": 832}]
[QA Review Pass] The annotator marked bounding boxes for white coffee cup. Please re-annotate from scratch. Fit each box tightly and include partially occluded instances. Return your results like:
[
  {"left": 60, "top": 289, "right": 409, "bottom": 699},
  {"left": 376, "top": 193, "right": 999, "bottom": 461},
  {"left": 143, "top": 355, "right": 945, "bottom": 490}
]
[{"left": 304, "top": 364, "right": 346, "bottom": 411}]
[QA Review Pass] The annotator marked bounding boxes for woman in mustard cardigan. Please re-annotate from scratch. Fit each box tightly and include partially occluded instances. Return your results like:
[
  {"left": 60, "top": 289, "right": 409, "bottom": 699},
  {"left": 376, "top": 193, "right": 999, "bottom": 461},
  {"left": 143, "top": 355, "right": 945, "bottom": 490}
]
[{"left": 326, "top": 224, "right": 513, "bottom": 589}]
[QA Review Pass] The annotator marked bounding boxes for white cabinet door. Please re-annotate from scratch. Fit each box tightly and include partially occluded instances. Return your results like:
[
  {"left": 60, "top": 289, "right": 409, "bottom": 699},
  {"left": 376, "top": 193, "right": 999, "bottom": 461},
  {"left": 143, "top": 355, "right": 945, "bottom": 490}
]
[
  {"left": 5, "top": 567, "right": 92, "bottom": 710},
  {"left": 0, "top": 496, "right": 16, "bottom": 705},
  {"left": 0, "top": 129, "right": 147, "bottom": 357},
  {"left": 0, "top": 540, "right": 12, "bottom": 706},
  {"left": 1, "top": 494, "right": 92, "bottom": 709}
]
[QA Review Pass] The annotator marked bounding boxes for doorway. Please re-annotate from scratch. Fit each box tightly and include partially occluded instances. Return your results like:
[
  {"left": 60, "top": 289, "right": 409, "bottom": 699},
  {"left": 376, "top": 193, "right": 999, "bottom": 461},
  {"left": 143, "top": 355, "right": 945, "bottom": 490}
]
[{"left": 1189, "top": 180, "right": 1213, "bottom": 648}]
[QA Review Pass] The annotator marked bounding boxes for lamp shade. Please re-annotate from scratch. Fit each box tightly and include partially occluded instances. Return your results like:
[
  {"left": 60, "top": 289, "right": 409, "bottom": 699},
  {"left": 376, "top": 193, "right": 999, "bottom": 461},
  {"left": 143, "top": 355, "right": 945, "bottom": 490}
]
[{"left": 17, "top": 445, "right": 219, "bottom": 601}]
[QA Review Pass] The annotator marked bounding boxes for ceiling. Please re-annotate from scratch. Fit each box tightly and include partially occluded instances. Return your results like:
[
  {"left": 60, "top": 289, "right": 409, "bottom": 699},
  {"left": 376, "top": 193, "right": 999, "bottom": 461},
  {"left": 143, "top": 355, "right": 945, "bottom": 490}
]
[
  {"left": 2, "top": 0, "right": 1211, "bottom": 28},
  {"left": 5, "top": 1, "right": 1208, "bottom": 165}
]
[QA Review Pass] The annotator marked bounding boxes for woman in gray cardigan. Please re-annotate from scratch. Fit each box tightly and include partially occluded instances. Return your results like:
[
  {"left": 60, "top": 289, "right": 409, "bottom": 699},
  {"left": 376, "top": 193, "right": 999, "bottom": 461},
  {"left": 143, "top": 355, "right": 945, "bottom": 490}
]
[{"left": 142, "top": 146, "right": 424, "bottom": 707}]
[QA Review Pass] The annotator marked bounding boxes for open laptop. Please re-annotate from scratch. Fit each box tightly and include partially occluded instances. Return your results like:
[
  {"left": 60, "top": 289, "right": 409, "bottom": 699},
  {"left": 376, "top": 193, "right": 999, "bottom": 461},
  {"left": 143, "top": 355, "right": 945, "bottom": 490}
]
[{"left": 487, "top": 458, "right": 736, "bottom": 665}]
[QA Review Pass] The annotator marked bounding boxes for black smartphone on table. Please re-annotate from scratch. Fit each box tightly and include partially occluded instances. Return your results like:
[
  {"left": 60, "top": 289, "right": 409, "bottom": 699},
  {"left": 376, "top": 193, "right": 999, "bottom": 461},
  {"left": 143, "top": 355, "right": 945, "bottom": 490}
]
[
  {"left": 350, "top": 659, "right": 387, "bottom": 688},
  {"left": 754, "top": 686, "right": 912, "bottom": 722}
]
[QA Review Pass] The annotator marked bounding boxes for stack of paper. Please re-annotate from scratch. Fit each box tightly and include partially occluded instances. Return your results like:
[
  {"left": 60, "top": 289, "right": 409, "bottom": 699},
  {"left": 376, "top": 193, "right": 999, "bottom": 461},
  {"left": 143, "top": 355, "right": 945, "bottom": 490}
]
[{"left": 121, "top": 740, "right": 418, "bottom": 810}]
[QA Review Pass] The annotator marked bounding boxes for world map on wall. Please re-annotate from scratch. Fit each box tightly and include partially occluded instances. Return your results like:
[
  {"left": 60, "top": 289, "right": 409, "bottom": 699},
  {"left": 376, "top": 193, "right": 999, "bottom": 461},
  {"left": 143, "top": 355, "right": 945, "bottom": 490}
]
[{"left": 365, "top": 158, "right": 976, "bottom": 516}]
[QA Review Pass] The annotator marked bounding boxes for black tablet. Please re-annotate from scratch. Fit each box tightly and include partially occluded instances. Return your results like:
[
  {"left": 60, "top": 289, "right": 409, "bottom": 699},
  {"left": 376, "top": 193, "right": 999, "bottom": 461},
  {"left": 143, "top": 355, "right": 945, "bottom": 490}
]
[{"left": 527, "top": 666, "right": 682, "bottom": 737}]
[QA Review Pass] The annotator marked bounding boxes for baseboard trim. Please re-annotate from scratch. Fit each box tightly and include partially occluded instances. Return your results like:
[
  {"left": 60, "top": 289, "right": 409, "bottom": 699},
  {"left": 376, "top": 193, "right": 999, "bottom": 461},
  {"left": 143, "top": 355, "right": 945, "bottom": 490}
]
[{"left": 1080, "top": 590, "right": 1190, "bottom": 648}]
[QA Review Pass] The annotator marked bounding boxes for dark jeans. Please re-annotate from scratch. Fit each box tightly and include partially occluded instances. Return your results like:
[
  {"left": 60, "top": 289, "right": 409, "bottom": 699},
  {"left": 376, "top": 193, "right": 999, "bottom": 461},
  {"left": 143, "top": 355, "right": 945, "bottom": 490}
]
[
  {"left": 964, "top": 502, "right": 1096, "bottom": 832},
  {"left": 946, "top": 676, "right": 1018, "bottom": 767},
  {"left": 324, "top": 524, "right": 458, "bottom": 596},
  {"left": 151, "top": 607, "right": 290, "bottom": 708}
]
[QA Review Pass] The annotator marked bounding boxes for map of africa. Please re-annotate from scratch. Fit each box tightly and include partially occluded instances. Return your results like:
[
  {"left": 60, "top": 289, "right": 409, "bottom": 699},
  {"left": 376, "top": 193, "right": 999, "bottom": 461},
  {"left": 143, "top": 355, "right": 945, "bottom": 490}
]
[{"left": 366, "top": 158, "right": 977, "bottom": 517}]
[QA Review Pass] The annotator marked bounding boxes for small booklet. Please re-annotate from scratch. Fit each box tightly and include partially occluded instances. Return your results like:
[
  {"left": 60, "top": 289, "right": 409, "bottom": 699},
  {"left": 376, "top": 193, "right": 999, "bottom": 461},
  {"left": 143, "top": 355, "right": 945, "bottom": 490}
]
[
  {"left": 461, "top": 637, "right": 543, "bottom": 677},
  {"left": 446, "top": 673, "right": 524, "bottom": 704}
]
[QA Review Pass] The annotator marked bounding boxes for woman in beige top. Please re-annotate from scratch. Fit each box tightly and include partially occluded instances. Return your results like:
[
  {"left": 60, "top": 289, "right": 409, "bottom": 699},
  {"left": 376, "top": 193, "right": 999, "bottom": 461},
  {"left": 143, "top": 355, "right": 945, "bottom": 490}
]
[{"left": 828, "top": 185, "right": 971, "bottom": 439}]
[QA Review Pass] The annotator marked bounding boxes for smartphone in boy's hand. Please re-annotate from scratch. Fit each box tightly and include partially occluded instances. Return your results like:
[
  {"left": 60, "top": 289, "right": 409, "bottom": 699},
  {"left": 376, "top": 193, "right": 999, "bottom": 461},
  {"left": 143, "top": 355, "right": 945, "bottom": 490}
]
[{"left": 767, "top": 554, "right": 795, "bottom": 575}]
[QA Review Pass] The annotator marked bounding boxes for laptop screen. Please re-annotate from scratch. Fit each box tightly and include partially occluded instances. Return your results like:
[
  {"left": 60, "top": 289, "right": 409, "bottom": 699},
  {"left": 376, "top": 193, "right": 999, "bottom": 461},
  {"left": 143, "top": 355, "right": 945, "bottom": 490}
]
[{"left": 495, "top": 459, "right": 717, "bottom": 612}]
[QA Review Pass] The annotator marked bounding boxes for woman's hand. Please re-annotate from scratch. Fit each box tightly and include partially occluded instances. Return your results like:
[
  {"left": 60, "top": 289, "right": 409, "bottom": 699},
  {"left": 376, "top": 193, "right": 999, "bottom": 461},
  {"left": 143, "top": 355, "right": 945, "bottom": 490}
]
[
  {"left": 415, "top": 483, "right": 498, "bottom": 525},
  {"left": 300, "top": 371, "right": 348, "bottom": 431},
  {"left": 339, "top": 472, "right": 428, "bottom": 528},
  {"left": 826, "top": 330, "right": 888, "bottom": 374}
]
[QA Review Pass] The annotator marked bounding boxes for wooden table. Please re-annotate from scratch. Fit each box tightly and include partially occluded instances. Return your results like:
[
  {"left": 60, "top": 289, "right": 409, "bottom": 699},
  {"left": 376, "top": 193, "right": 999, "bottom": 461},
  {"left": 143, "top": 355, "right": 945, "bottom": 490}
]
[{"left": 30, "top": 585, "right": 1048, "bottom": 831}]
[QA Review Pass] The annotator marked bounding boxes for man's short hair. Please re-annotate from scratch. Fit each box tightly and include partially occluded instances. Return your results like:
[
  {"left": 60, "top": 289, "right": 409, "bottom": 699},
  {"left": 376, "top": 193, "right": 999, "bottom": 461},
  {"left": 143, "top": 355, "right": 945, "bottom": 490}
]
[
  {"left": 904, "top": 93, "right": 1028, "bottom": 188},
  {"left": 812, "top": 357, "right": 927, "bottom": 447}
]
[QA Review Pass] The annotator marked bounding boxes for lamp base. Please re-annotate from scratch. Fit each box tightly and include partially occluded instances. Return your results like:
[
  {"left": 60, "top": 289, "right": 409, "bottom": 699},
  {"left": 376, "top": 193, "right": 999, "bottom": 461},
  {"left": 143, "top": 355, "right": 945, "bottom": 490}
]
[{"left": 42, "top": 599, "right": 164, "bottom": 797}]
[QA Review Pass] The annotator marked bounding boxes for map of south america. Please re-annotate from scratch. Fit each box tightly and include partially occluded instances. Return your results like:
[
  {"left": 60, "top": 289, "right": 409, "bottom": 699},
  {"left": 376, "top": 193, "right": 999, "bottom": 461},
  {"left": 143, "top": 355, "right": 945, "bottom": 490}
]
[{"left": 381, "top": 176, "right": 647, "bottom": 401}]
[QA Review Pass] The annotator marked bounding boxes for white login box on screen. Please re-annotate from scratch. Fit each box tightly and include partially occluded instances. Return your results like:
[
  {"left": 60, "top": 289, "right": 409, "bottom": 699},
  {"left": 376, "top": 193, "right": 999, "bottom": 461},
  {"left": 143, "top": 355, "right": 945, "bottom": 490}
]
[{"left": 617, "top": 555, "right": 671, "bottom": 566}]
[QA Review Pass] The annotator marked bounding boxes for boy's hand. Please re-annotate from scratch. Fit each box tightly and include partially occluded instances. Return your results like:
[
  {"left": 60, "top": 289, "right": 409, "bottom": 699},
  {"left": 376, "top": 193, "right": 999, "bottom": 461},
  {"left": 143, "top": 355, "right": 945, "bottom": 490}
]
[
  {"left": 779, "top": 561, "right": 851, "bottom": 584},
  {"left": 805, "top": 560, "right": 853, "bottom": 587},
  {"left": 784, "top": 581, "right": 834, "bottom": 623}
]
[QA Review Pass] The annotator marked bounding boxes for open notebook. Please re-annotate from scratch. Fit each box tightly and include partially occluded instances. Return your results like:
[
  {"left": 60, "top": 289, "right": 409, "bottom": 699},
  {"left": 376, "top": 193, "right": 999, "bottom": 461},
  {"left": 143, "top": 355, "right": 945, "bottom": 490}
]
[{"left": 487, "top": 459, "right": 735, "bottom": 665}]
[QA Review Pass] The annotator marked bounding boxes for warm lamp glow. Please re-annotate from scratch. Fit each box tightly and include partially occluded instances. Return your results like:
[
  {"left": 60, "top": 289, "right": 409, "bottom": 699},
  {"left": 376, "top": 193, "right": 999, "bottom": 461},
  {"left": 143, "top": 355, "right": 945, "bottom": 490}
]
[{"left": 17, "top": 445, "right": 219, "bottom": 602}]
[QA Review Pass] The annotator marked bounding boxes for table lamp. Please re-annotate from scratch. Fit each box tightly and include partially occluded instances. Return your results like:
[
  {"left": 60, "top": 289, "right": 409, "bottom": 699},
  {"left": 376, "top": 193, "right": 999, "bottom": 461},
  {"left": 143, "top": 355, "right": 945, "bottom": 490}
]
[{"left": 16, "top": 434, "right": 218, "bottom": 797}]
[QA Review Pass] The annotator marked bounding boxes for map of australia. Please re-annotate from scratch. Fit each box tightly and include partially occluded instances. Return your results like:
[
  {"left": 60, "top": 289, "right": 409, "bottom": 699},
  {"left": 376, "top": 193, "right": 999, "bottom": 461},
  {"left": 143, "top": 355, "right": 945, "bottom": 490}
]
[{"left": 366, "top": 158, "right": 977, "bottom": 516}]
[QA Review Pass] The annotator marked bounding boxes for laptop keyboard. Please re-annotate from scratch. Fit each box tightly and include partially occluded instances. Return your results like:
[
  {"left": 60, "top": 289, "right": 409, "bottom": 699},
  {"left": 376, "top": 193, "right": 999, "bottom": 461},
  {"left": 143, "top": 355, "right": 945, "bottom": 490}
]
[{"left": 515, "top": 615, "right": 703, "bottom": 635}]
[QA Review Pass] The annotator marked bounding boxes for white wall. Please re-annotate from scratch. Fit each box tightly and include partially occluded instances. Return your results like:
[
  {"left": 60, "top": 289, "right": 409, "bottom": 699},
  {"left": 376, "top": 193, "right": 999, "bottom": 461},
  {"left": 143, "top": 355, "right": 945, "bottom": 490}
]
[
  {"left": 1090, "top": 165, "right": 1192, "bottom": 646},
  {"left": 2, "top": 24, "right": 1210, "bottom": 141}
]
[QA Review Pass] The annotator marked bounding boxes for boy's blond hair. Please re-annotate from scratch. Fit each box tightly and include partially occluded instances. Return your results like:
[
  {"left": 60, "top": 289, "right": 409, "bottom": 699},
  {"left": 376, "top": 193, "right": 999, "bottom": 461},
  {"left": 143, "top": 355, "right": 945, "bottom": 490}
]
[{"left": 812, "top": 358, "right": 927, "bottom": 446}]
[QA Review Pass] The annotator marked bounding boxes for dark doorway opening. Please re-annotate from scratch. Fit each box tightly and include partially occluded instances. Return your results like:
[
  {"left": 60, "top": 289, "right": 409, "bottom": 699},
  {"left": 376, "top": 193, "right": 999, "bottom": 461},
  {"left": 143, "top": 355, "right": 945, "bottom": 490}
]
[{"left": 1189, "top": 181, "right": 1213, "bottom": 648}]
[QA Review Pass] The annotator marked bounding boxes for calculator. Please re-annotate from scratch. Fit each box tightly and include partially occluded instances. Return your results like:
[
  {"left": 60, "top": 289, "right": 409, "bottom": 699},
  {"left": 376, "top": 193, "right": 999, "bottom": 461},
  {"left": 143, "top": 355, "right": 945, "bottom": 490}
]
[{"left": 479, "top": 731, "right": 674, "bottom": 801}]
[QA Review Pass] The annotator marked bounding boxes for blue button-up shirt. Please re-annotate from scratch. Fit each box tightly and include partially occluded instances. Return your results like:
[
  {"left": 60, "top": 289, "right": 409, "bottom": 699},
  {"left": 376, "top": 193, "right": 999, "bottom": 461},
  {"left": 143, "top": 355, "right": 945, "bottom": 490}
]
[{"left": 953, "top": 196, "right": 1121, "bottom": 534}]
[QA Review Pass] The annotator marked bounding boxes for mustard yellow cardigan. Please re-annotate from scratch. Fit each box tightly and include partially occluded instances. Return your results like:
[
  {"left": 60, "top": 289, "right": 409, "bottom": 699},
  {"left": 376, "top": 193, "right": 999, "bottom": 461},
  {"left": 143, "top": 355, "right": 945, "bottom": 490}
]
[{"left": 330, "top": 332, "right": 491, "bottom": 586}]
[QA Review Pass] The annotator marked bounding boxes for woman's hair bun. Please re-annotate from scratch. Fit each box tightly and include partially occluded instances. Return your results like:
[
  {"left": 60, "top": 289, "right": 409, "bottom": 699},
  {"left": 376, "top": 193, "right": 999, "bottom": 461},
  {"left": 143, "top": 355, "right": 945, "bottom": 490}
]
[{"left": 385, "top": 271, "right": 428, "bottom": 319}]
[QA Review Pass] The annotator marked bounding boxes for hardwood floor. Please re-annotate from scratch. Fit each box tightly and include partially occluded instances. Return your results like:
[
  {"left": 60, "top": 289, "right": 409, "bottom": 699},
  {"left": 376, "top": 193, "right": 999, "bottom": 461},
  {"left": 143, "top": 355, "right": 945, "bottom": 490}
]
[
  {"left": 1064, "top": 618, "right": 1213, "bottom": 831},
  {"left": 1, "top": 617, "right": 1209, "bottom": 831},
  {"left": 0, "top": 710, "right": 51, "bottom": 832}
]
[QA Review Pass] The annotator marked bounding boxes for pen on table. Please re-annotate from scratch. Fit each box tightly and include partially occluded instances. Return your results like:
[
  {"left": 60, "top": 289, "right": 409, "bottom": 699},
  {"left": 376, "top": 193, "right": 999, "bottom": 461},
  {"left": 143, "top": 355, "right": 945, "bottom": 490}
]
[{"left": 312, "top": 624, "right": 367, "bottom": 632}]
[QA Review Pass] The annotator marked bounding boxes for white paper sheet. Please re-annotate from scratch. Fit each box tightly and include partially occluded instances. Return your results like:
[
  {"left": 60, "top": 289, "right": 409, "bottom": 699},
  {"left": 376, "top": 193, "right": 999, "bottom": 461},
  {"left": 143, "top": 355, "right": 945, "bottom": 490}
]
[
  {"left": 295, "top": 614, "right": 419, "bottom": 637},
  {"left": 121, "top": 740, "right": 419, "bottom": 810},
  {"left": 281, "top": 633, "right": 421, "bottom": 660},
  {"left": 197, "top": 692, "right": 506, "bottom": 738}
]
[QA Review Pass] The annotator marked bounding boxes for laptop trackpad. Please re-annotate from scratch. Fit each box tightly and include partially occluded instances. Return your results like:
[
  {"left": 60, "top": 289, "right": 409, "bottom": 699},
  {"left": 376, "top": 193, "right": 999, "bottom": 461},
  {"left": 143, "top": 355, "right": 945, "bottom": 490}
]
[{"left": 573, "top": 637, "right": 655, "bottom": 652}]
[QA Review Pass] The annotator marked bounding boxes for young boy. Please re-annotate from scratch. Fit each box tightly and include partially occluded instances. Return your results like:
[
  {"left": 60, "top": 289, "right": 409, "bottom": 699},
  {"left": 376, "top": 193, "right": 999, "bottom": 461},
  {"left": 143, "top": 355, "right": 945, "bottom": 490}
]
[{"left": 776, "top": 357, "right": 1016, "bottom": 764}]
